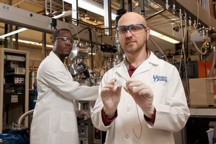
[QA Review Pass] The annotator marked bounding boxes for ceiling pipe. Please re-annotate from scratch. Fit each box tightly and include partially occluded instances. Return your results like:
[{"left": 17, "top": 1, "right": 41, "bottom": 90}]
[
  {"left": 128, "top": 0, "right": 132, "bottom": 12},
  {"left": 63, "top": 0, "right": 78, "bottom": 25},
  {"left": 140, "top": 0, "right": 149, "bottom": 17},
  {"left": 140, "top": 0, "right": 145, "bottom": 16},
  {"left": 115, "top": 0, "right": 127, "bottom": 26},
  {"left": 104, "top": 0, "right": 112, "bottom": 36},
  {"left": 120, "top": 0, "right": 125, "bottom": 10},
  {"left": 52, "top": 10, "right": 72, "bottom": 19}
]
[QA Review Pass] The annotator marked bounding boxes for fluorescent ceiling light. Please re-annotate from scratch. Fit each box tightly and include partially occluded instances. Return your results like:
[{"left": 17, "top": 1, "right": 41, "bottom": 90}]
[
  {"left": 0, "top": 28, "right": 52, "bottom": 48},
  {"left": 150, "top": 30, "right": 180, "bottom": 44},
  {"left": 16, "top": 39, "right": 52, "bottom": 48},
  {"left": 0, "top": 37, "right": 52, "bottom": 48},
  {"left": 0, "top": 28, "right": 28, "bottom": 38},
  {"left": 64, "top": 0, "right": 117, "bottom": 20}
]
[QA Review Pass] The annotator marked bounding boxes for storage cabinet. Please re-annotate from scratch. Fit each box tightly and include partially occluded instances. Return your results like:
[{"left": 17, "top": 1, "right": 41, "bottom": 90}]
[{"left": 0, "top": 48, "right": 29, "bottom": 133}]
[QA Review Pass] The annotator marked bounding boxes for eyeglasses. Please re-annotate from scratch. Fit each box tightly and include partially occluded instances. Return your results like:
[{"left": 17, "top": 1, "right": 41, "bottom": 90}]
[
  {"left": 116, "top": 24, "right": 146, "bottom": 35},
  {"left": 56, "top": 37, "right": 74, "bottom": 43}
]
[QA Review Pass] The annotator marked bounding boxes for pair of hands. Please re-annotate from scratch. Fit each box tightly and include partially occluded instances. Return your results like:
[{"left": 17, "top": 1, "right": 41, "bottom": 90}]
[{"left": 101, "top": 78, "right": 154, "bottom": 118}]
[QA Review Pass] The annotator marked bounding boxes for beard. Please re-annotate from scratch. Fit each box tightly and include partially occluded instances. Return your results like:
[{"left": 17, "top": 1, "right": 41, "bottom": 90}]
[{"left": 123, "top": 39, "right": 146, "bottom": 54}]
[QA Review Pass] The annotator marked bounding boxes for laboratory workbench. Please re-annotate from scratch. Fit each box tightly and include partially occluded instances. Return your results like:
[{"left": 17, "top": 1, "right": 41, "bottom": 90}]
[{"left": 189, "top": 107, "right": 216, "bottom": 117}]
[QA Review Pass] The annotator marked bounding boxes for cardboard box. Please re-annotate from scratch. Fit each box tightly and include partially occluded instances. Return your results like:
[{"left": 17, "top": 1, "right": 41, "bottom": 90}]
[{"left": 189, "top": 78, "right": 216, "bottom": 107}]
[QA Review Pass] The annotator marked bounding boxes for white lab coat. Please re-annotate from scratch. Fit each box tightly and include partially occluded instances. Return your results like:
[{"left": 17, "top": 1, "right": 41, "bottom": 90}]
[
  {"left": 91, "top": 52, "right": 190, "bottom": 144},
  {"left": 30, "top": 51, "right": 98, "bottom": 144}
]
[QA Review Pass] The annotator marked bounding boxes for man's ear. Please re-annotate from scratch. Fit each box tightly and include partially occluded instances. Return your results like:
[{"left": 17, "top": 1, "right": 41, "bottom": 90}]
[{"left": 146, "top": 28, "right": 150, "bottom": 40}]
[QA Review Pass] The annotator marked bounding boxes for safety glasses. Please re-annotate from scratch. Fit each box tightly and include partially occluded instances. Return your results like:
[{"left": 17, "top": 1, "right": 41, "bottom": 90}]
[
  {"left": 116, "top": 24, "right": 146, "bottom": 35},
  {"left": 56, "top": 37, "right": 74, "bottom": 44}
]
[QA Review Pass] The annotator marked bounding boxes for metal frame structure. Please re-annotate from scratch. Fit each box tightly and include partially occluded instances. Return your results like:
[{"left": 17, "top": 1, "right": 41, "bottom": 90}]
[
  {"left": 154, "top": 0, "right": 216, "bottom": 28},
  {"left": 0, "top": 3, "right": 114, "bottom": 45}
]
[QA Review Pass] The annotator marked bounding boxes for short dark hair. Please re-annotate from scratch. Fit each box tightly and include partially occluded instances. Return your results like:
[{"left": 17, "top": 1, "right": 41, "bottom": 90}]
[{"left": 52, "top": 28, "right": 71, "bottom": 41}]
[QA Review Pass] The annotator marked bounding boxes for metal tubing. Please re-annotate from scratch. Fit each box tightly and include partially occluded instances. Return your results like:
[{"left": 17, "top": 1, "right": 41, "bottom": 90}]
[
  {"left": 104, "top": 0, "right": 112, "bottom": 36},
  {"left": 128, "top": 0, "right": 132, "bottom": 12}
]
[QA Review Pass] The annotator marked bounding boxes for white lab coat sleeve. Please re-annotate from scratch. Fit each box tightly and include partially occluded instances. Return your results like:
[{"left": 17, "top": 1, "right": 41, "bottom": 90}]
[
  {"left": 91, "top": 71, "right": 114, "bottom": 131},
  {"left": 40, "top": 61, "right": 98, "bottom": 101},
  {"left": 151, "top": 66, "right": 190, "bottom": 132}
]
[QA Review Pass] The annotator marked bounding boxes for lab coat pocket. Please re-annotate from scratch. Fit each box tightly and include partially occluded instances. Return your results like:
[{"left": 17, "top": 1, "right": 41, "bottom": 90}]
[{"left": 60, "top": 111, "right": 76, "bottom": 132}]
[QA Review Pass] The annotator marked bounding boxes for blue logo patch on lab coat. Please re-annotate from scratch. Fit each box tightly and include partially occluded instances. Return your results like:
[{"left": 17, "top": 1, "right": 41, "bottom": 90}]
[{"left": 153, "top": 75, "right": 167, "bottom": 82}]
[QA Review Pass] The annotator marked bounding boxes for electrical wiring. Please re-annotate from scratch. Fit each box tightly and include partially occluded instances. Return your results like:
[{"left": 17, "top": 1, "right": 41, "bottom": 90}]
[
  {"left": 176, "top": 16, "right": 191, "bottom": 102},
  {"left": 132, "top": 104, "right": 143, "bottom": 139},
  {"left": 190, "top": 38, "right": 208, "bottom": 55},
  {"left": 188, "top": 0, "right": 208, "bottom": 56},
  {"left": 177, "top": 14, "right": 187, "bottom": 76},
  {"left": 149, "top": 36, "right": 168, "bottom": 61}
]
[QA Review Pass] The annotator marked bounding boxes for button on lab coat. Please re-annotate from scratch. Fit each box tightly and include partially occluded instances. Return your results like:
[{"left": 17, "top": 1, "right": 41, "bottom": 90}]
[
  {"left": 31, "top": 51, "right": 98, "bottom": 144},
  {"left": 91, "top": 52, "right": 190, "bottom": 144}
]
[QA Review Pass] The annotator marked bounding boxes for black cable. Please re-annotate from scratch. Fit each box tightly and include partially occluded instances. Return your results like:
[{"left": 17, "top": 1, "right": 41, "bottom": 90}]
[
  {"left": 72, "top": 27, "right": 89, "bottom": 37},
  {"left": 88, "top": 28, "right": 94, "bottom": 70}
]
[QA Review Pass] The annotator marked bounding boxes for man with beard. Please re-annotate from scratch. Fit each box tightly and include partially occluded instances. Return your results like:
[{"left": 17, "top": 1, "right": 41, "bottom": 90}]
[{"left": 91, "top": 12, "right": 190, "bottom": 144}]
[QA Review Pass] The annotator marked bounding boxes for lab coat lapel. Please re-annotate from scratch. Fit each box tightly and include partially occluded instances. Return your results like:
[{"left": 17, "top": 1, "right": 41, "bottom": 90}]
[
  {"left": 49, "top": 51, "right": 73, "bottom": 80},
  {"left": 132, "top": 52, "right": 160, "bottom": 76},
  {"left": 135, "top": 61, "right": 151, "bottom": 74},
  {"left": 49, "top": 51, "right": 63, "bottom": 66}
]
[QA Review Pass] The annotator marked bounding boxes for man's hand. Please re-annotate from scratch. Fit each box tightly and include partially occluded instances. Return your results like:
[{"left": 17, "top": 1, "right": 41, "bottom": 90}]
[
  {"left": 124, "top": 79, "right": 154, "bottom": 118},
  {"left": 101, "top": 79, "right": 122, "bottom": 118}
]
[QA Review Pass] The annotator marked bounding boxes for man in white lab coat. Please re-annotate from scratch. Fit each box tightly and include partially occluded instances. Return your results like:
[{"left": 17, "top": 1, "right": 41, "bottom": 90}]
[
  {"left": 30, "top": 28, "right": 98, "bottom": 144},
  {"left": 91, "top": 12, "right": 190, "bottom": 144}
]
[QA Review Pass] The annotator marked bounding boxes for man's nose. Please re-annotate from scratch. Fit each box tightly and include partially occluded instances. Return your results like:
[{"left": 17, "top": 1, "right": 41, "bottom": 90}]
[
  {"left": 66, "top": 40, "right": 72, "bottom": 45},
  {"left": 125, "top": 29, "right": 132, "bottom": 37}
]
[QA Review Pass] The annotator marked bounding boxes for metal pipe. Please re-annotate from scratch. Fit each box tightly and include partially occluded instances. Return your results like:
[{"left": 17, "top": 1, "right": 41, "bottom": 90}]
[
  {"left": 42, "top": 32, "right": 47, "bottom": 59},
  {"left": 120, "top": 0, "right": 124, "bottom": 9},
  {"left": 104, "top": 0, "right": 112, "bottom": 36},
  {"left": 146, "top": 9, "right": 165, "bottom": 20},
  {"left": 15, "top": 26, "right": 19, "bottom": 49},
  {"left": 140, "top": 0, "right": 145, "bottom": 16},
  {"left": 9, "top": 24, "right": 13, "bottom": 48},
  {"left": 88, "top": 28, "right": 94, "bottom": 70},
  {"left": 128, "top": 0, "right": 132, "bottom": 12},
  {"left": 4, "top": 23, "right": 8, "bottom": 48},
  {"left": 17, "top": 109, "right": 34, "bottom": 129},
  {"left": 71, "top": 0, "right": 78, "bottom": 25}
]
